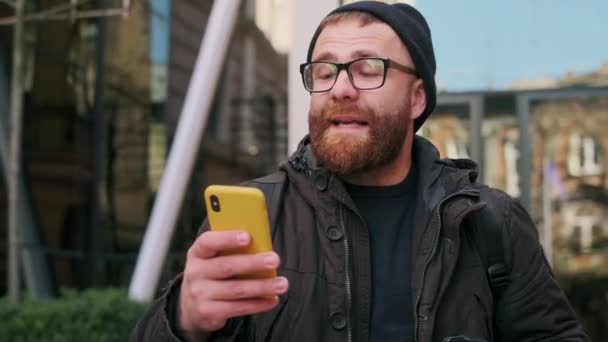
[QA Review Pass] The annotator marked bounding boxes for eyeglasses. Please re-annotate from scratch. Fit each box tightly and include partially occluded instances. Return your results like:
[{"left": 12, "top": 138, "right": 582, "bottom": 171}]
[{"left": 299, "top": 57, "right": 418, "bottom": 93}]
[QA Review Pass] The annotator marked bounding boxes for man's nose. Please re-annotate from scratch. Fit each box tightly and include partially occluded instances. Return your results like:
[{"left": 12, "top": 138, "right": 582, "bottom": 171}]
[{"left": 330, "top": 69, "right": 359, "bottom": 101}]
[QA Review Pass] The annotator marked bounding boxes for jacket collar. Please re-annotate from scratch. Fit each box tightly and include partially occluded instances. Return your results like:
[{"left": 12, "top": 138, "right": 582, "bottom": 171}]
[
  {"left": 282, "top": 134, "right": 479, "bottom": 204},
  {"left": 411, "top": 135, "right": 480, "bottom": 213}
]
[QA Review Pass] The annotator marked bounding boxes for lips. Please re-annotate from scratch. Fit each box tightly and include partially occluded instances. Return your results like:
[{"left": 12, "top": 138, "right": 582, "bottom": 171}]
[{"left": 330, "top": 116, "right": 369, "bottom": 126}]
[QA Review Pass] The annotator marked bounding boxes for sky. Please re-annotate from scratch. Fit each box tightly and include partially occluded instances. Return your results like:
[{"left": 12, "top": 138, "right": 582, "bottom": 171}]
[
  {"left": 149, "top": 0, "right": 608, "bottom": 92},
  {"left": 417, "top": 0, "right": 608, "bottom": 91},
  {"left": 150, "top": 0, "right": 170, "bottom": 65}
]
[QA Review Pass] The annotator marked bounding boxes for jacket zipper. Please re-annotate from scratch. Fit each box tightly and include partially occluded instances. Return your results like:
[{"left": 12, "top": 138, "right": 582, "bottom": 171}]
[
  {"left": 413, "top": 190, "right": 479, "bottom": 341},
  {"left": 339, "top": 206, "right": 353, "bottom": 342}
]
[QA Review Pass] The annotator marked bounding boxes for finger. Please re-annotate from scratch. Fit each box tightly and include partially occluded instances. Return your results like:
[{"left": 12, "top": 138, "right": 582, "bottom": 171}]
[
  {"left": 200, "top": 252, "right": 280, "bottom": 279},
  {"left": 200, "top": 297, "right": 280, "bottom": 323},
  {"left": 206, "top": 277, "right": 289, "bottom": 300},
  {"left": 189, "top": 230, "right": 250, "bottom": 259}
]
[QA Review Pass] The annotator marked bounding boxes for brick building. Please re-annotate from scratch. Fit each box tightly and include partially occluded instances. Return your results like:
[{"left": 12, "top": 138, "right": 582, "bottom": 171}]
[{"left": 422, "top": 83, "right": 608, "bottom": 275}]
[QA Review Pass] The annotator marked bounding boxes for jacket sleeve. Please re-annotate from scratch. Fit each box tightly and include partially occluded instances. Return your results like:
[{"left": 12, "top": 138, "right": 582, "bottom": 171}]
[
  {"left": 495, "top": 195, "right": 589, "bottom": 341},
  {"left": 130, "top": 275, "right": 189, "bottom": 342},
  {"left": 130, "top": 274, "right": 249, "bottom": 342},
  {"left": 131, "top": 216, "right": 250, "bottom": 342}
]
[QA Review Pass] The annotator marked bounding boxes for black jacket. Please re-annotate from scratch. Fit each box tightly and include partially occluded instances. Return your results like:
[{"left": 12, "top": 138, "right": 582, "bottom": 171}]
[{"left": 132, "top": 136, "right": 588, "bottom": 342}]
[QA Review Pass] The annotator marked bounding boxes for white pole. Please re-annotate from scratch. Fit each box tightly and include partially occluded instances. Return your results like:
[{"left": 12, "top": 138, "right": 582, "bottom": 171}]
[
  {"left": 288, "top": 0, "right": 338, "bottom": 154},
  {"left": 129, "top": 0, "right": 242, "bottom": 302},
  {"left": 8, "top": 0, "right": 25, "bottom": 303}
]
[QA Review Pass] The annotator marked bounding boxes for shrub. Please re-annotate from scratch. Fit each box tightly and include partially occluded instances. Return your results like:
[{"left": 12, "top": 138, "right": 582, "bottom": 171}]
[{"left": 0, "top": 288, "right": 148, "bottom": 342}]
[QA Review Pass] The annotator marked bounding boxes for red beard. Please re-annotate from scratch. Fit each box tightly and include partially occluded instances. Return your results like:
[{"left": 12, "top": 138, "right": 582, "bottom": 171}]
[{"left": 309, "top": 101, "right": 410, "bottom": 176}]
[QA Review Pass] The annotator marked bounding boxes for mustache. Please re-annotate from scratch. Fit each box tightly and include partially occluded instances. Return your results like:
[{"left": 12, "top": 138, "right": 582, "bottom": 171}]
[{"left": 319, "top": 103, "right": 371, "bottom": 120}]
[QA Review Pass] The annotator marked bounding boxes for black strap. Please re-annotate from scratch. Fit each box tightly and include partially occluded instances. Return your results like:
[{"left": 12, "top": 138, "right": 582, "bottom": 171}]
[
  {"left": 475, "top": 204, "right": 509, "bottom": 297},
  {"left": 250, "top": 171, "right": 287, "bottom": 238},
  {"left": 469, "top": 184, "right": 510, "bottom": 299}
]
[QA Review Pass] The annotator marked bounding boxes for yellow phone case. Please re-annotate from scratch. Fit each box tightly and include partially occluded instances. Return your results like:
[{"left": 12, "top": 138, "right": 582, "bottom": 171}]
[{"left": 203, "top": 185, "right": 276, "bottom": 279}]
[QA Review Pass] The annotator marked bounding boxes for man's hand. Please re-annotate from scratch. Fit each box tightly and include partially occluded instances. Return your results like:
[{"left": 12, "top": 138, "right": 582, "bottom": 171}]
[{"left": 178, "top": 230, "right": 289, "bottom": 338}]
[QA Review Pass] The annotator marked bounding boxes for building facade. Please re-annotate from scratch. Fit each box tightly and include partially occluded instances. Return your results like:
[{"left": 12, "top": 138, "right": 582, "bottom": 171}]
[
  {"left": 422, "top": 85, "right": 608, "bottom": 276},
  {"left": 0, "top": 0, "right": 287, "bottom": 293}
]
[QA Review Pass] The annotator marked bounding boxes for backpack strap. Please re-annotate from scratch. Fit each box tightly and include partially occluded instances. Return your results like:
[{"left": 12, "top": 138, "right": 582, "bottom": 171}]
[
  {"left": 473, "top": 187, "right": 510, "bottom": 299},
  {"left": 249, "top": 171, "right": 287, "bottom": 238},
  {"left": 475, "top": 205, "right": 509, "bottom": 297}
]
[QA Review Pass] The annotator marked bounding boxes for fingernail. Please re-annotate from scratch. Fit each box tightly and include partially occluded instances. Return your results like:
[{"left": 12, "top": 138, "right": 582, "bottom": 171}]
[
  {"left": 237, "top": 232, "right": 249, "bottom": 245},
  {"left": 273, "top": 277, "right": 288, "bottom": 291},
  {"left": 264, "top": 253, "right": 278, "bottom": 268}
]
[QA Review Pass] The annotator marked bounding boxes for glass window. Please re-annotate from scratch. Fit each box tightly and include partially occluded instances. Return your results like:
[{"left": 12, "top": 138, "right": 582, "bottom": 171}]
[
  {"left": 531, "top": 98, "right": 608, "bottom": 275},
  {"left": 568, "top": 133, "right": 604, "bottom": 177}
]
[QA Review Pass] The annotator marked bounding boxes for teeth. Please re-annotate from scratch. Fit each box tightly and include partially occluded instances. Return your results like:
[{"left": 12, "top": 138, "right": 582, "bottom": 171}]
[{"left": 334, "top": 121, "right": 365, "bottom": 125}]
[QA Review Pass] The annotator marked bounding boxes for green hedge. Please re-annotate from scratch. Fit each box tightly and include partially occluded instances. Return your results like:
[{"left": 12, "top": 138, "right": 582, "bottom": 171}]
[{"left": 0, "top": 288, "right": 148, "bottom": 342}]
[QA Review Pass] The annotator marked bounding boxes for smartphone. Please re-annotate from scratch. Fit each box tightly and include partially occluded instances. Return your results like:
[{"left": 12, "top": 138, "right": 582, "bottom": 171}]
[{"left": 203, "top": 185, "right": 276, "bottom": 279}]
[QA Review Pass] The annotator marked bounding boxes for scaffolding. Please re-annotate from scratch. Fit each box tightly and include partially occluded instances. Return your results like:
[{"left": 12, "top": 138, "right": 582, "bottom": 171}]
[
  {"left": 1, "top": 0, "right": 131, "bottom": 302},
  {"left": 0, "top": 0, "right": 131, "bottom": 25}
]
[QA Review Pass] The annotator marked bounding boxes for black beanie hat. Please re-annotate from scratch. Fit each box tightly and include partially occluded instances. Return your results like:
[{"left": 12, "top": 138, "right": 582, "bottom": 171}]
[{"left": 306, "top": 1, "right": 436, "bottom": 132}]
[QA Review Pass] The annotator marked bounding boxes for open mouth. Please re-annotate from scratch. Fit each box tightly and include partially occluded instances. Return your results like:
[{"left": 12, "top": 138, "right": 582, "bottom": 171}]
[{"left": 330, "top": 116, "right": 369, "bottom": 127}]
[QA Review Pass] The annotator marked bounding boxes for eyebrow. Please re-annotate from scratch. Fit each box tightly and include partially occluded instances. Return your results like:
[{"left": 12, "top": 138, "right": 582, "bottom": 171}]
[{"left": 312, "top": 49, "right": 380, "bottom": 62}]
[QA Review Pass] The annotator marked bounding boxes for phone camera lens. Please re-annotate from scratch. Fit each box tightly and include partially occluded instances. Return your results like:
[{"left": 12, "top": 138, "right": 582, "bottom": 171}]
[{"left": 210, "top": 195, "right": 221, "bottom": 212}]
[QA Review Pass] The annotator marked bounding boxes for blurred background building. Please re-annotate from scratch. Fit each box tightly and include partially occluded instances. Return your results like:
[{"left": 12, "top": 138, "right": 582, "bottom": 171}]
[
  {"left": 0, "top": 0, "right": 606, "bottom": 339},
  {"left": 0, "top": 0, "right": 287, "bottom": 292}
]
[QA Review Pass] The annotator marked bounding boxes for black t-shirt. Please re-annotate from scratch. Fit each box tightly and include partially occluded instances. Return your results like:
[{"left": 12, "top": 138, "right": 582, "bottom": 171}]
[{"left": 345, "top": 168, "right": 418, "bottom": 342}]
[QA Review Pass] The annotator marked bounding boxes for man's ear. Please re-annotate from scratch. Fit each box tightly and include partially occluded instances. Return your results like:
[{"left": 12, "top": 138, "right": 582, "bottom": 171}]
[{"left": 410, "top": 79, "right": 426, "bottom": 120}]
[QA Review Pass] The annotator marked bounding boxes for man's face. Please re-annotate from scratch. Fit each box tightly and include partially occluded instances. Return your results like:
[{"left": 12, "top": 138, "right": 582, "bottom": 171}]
[{"left": 308, "top": 19, "right": 420, "bottom": 176}]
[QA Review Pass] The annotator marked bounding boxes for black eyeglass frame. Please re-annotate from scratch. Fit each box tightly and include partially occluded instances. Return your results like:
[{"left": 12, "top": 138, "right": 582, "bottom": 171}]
[{"left": 299, "top": 57, "right": 419, "bottom": 93}]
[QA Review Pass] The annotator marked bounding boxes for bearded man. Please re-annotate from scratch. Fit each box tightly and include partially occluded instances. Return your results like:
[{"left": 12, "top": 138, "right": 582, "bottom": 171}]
[{"left": 132, "top": 1, "right": 588, "bottom": 341}]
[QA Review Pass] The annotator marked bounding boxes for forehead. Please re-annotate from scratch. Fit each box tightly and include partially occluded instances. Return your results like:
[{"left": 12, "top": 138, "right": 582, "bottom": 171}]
[{"left": 311, "top": 18, "right": 410, "bottom": 62}]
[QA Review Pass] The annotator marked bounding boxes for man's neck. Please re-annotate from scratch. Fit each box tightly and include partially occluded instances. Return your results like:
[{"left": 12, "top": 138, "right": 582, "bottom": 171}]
[{"left": 341, "top": 142, "right": 413, "bottom": 187}]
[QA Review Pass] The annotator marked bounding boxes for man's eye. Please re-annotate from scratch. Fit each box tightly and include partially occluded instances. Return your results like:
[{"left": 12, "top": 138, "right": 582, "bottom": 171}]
[
  {"left": 356, "top": 60, "right": 383, "bottom": 75},
  {"left": 317, "top": 71, "right": 335, "bottom": 79},
  {"left": 314, "top": 65, "right": 337, "bottom": 79}
]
